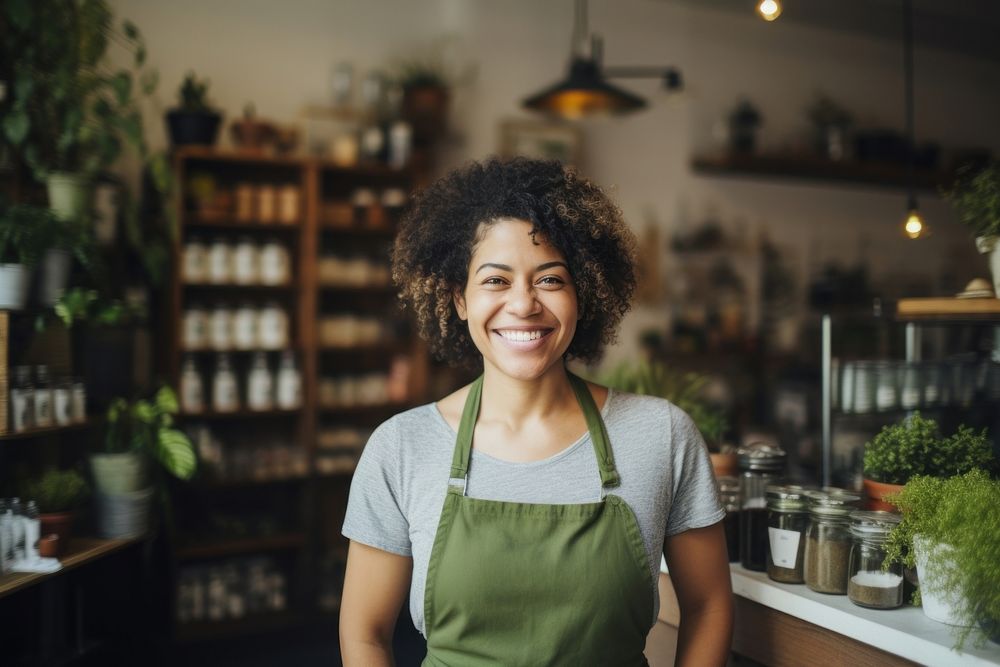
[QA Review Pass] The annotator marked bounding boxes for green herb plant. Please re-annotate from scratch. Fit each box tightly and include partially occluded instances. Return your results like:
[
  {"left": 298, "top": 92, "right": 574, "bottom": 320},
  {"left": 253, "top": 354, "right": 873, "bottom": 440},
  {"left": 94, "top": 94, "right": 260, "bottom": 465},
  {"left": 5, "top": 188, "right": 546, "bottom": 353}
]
[
  {"left": 884, "top": 470, "right": 1000, "bottom": 649},
  {"left": 53, "top": 287, "right": 147, "bottom": 328},
  {"left": 944, "top": 161, "right": 1000, "bottom": 239},
  {"left": 104, "top": 386, "right": 196, "bottom": 481},
  {"left": 599, "top": 361, "right": 728, "bottom": 447},
  {"left": 0, "top": 203, "right": 57, "bottom": 266},
  {"left": 177, "top": 71, "right": 212, "bottom": 111},
  {"left": 18, "top": 468, "right": 90, "bottom": 514},
  {"left": 863, "top": 413, "right": 993, "bottom": 484}
]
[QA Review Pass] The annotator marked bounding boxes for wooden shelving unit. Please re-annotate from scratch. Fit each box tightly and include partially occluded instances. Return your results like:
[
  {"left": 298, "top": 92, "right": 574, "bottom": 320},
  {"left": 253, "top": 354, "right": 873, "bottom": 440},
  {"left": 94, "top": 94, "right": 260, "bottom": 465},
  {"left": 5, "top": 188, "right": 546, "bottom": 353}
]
[
  {"left": 896, "top": 297, "right": 1000, "bottom": 321},
  {"left": 691, "top": 153, "right": 952, "bottom": 192},
  {"left": 166, "top": 147, "right": 429, "bottom": 643},
  {"left": 0, "top": 537, "right": 142, "bottom": 599}
]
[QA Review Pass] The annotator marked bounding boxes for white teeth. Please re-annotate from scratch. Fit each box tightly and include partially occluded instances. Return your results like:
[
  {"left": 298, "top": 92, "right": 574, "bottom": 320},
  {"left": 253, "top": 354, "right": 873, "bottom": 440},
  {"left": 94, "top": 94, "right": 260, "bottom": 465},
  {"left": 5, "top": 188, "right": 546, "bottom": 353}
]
[{"left": 498, "top": 330, "right": 546, "bottom": 342}]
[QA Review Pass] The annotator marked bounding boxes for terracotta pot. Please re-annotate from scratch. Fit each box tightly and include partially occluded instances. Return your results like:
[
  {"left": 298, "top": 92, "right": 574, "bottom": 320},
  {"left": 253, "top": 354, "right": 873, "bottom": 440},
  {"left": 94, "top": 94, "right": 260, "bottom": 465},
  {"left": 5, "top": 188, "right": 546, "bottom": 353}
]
[
  {"left": 710, "top": 452, "right": 739, "bottom": 479},
  {"left": 862, "top": 477, "right": 903, "bottom": 511},
  {"left": 39, "top": 511, "right": 74, "bottom": 557}
]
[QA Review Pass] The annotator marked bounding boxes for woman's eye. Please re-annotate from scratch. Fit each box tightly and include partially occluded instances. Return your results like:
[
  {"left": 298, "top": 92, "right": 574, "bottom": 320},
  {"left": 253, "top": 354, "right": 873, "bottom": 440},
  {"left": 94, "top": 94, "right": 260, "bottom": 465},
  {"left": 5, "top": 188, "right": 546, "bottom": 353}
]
[
  {"left": 538, "top": 275, "right": 565, "bottom": 286},
  {"left": 483, "top": 277, "right": 507, "bottom": 286}
]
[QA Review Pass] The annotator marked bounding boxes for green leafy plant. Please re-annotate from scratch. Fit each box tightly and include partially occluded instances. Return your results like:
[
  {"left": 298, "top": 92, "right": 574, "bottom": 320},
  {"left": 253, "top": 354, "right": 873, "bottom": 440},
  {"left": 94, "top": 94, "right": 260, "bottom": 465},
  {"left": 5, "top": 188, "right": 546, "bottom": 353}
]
[
  {"left": 18, "top": 468, "right": 90, "bottom": 514},
  {"left": 806, "top": 93, "right": 853, "bottom": 129},
  {"left": 863, "top": 413, "right": 994, "bottom": 484},
  {"left": 885, "top": 470, "right": 1000, "bottom": 649},
  {"left": 0, "top": 202, "right": 57, "bottom": 266},
  {"left": 599, "top": 361, "right": 728, "bottom": 447},
  {"left": 944, "top": 161, "right": 1000, "bottom": 239},
  {"left": 104, "top": 386, "right": 196, "bottom": 481},
  {"left": 176, "top": 71, "right": 212, "bottom": 111},
  {"left": 52, "top": 287, "right": 147, "bottom": 328}
]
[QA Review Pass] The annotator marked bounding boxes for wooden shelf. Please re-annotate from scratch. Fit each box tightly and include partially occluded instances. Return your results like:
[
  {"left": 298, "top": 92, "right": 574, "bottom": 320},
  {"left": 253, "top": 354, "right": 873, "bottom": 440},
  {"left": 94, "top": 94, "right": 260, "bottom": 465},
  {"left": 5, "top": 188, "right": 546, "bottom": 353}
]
[
  {"left": 176, "top": 533, "right": 306, "bottom": 561},
  {"left": 0, "top": 418, "right": 98, "bottom": 442},
  {"left": 182, "top": 282, "right": 296, "bottom": 293},
  {"left": 183, "top": 217, "right": 301, "bottom": 231},
  {"left": 896, "top": 297, "right": 1000, "bottom": 321},
  {"left": 317, "top": 223, "right": 396, "bottom": 237},
  {"left": 0, "top": 537, "right": 141, "bottom": 600},
  {"left": 691, "top": 153, "right": 951, "bottom": 192},
  {"left": 179, "top": 407, "right": 302, "bottom": 420},
  {"left": 174, "top": 146, "right": 306, "bottom": 167}
]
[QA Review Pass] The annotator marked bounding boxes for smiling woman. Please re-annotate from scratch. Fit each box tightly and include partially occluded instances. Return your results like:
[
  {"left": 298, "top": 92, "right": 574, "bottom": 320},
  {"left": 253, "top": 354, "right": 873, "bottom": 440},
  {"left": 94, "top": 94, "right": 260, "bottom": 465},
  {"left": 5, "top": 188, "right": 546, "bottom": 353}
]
[{"left": 339, "top": 157, "right": 733, "bottom": 667}]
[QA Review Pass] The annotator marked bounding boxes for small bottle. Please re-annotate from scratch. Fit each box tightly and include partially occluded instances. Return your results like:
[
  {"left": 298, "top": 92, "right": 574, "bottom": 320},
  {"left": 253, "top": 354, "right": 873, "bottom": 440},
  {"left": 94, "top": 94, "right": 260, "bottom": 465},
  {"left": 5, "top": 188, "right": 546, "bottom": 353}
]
[
  {"left": 232, "top": 236, "right": 259, "bottom": 285},
  {"left": 388, "top": 121, "right": 412, "bottom": 169},
  {"left": 71, "top": 378, "right": 87, "bottom": 423},
  {"left": 257, "top": 302, "right": 289, "bottom": 350},
  {"left": 180, "top": 356, "right": 205, "bottom": 414},
  {"left": 23, "top": 500, "right": 39, "bottom": 561},
  {"left": 33, "top": 366, "right": 53, "bottom": 428},
  {"left": 247, "top": 352, "right": 274, "bottom": 411},
  {"left": 0, "top": 500, "right": 11, "bottom": 574},
  {"left": 258, "top": 239, "right": 290, "bottom": 286},
  {"left": 11, "top": 366, "right": 34, "bottom": 432},
  {"left": 231, "top": 302, "right": 258, "bottom": 350},
  {"left": 276, "top": 351, "right": 302, "bottom": 410},
  {"left": 212, "top": 354, "right": 240, "bottom": 413},
  {"left": 9, "top": 498, "right": 24, "bottom": 564},
  {"left": 208, "top": 237, "right": 232, "bottom": 284},
  {"left": 183, "top": 235, "right": 208, "bottom": 283},
  {"left": 53, "top": 379, "right": 72, "bottom": 425},
  {"left": 182, "top": 304, "right": 209, "bottom": 351},
  {"left": 209, "top": 303, "right": 233, "bottom": 351}
]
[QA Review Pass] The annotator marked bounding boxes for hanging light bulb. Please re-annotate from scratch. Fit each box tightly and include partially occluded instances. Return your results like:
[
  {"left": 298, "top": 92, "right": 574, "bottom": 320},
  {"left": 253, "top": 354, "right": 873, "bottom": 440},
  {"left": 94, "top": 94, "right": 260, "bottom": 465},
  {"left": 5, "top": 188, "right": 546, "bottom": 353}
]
[
  {"left": 904, "top": 208, "right": 925, "bottom": 239},
  {"left": 757, "top": 0, "right": 783, "bottom": 21}
]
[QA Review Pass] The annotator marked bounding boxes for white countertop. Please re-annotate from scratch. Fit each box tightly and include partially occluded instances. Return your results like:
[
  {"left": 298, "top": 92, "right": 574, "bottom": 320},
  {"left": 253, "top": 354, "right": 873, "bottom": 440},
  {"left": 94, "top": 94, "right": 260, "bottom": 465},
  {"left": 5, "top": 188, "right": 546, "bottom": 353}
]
[{"left": 660, "top": 558, "right": 1000, "bottom": 665}]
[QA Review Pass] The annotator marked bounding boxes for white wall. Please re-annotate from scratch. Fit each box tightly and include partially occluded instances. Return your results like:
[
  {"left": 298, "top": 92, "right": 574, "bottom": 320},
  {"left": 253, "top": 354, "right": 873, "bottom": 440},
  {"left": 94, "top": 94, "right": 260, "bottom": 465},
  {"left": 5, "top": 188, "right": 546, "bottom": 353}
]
[{"left": 110, "top": 0, "right": 1000, "bottom": 366}]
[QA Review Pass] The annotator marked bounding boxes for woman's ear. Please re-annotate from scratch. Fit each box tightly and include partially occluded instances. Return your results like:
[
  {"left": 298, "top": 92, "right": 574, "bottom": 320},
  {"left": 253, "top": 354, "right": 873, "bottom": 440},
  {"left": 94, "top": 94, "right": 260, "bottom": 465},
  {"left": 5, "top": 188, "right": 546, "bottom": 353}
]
[{"left": 453, "top": 289, "right": 468, "bottom": 321}]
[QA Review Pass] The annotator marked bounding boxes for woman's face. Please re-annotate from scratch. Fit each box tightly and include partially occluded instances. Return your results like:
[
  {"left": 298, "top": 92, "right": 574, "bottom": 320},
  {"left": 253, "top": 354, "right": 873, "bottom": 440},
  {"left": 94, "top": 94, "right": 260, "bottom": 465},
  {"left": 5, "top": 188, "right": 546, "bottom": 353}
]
[{"left": 454, "top": 218, "right": 578, "bottom": 382}]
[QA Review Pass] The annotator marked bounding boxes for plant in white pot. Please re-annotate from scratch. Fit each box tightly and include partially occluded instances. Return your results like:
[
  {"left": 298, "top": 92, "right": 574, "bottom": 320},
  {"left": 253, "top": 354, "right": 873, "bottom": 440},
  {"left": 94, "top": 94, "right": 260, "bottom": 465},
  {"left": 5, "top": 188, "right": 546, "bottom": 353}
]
[
  {"left": 92, "top": 386, "right": 197, "bottom": 538},
  {"left": 0, "top": 202, "right": 54, "bottom": 310},
  {"left": 944, "top": 161, "right": 1000, "bottom": 296}
]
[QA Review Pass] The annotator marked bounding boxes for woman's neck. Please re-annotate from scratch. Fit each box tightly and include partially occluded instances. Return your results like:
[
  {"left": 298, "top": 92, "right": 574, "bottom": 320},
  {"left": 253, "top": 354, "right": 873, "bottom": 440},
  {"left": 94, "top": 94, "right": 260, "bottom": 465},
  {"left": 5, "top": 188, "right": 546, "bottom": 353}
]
[{"left": 478, "top": 364, "right": 577, "bottom": 428}]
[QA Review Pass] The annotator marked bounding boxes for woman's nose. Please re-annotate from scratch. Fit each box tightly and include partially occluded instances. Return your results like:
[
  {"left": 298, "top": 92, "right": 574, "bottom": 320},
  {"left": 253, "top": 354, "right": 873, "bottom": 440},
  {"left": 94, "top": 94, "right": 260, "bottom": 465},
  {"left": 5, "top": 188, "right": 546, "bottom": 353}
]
[{"left": 505, "top": 283, "right": 541, "bottom": 317}]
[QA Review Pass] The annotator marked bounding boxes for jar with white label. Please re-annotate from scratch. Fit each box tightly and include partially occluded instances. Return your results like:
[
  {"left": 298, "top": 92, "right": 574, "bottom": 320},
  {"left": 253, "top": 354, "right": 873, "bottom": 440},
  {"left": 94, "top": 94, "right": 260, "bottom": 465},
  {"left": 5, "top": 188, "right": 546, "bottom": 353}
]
[
  {"left": 33, "top": 365, "right": 52, "bottom": 428},
  {"left": 208, "top": 237, "right": 232, "bottom": 284},
  {"left": 209, "top": 303, "right": 233, "bottom": 351},
  {"left": 71, "top": 379, "right": 86, "bottom": 423},
  {"left": 257, "top": 302, "right": 289, "bottom": 350},
  {"left": 183, "top": 236, "right": 208, "bottom": 283},
  {"left": 231, "top": 303, "right": 258, "bottom": 350},
  {"left": 259, "top": 239, "right": 290, "bottom": 285},
  {"left": 212, "top": 354, "right": 239, "bottom": 412},
  {"left": 232, "top": 237, "right": 259, "bottom": 285},
  {"left": 180, "top": 355, "right": 205, "bottom": 414},
  {"left": 766, "top": 485, "right": 812, "bottom": 584},
  {"left": 246, "top": 352, "right": 273, "bottom": 411},
  {"left": 276, "top": 351, "right": 301, "bottom": 409},
  {"left": 182, "top": 304, "right": 209, "bottom": 350},
  {"left": 11, "top": 366, "right": 34, "bottom": 432},
  {"left": 53, "top": 379, "right": 73, "bottom": 425}
]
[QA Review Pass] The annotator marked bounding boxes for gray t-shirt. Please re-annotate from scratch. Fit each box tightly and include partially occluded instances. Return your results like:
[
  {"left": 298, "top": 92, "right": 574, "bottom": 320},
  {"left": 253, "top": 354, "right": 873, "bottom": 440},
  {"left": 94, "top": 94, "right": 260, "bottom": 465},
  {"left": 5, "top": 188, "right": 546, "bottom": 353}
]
[{"left": 342, "top": 389, "right": 724, "bottom": 636}]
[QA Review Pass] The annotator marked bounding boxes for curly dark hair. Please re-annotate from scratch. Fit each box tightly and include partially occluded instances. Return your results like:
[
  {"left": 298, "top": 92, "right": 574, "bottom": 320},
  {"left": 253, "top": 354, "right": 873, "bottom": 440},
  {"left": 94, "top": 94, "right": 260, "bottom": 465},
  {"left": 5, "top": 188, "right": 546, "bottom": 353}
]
[{"left": 392, "top": 157, "right": 638, "bottom": 367}]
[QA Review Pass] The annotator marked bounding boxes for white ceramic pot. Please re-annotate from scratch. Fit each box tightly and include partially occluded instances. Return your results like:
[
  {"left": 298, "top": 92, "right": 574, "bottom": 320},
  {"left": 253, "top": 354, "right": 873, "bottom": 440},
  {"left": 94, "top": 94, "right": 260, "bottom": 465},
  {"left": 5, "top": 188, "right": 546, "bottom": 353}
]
[
  {"left": 46, "top": 172, "right": 91, "bottom": 221},
  {"left": 975, "top": 235, "right": 1000, "bottom": 298},
  {"left": 39, "top": 248, "right": 71, "bottom": 306},
  {"left": 913, "top": 535, "right": 971, "bottom": 626},
  {"left": 90, "top": 452, "right": 148, "bottom": 495},
  {"left": 0, "top": 263, "right": 30, "bottom": 310}
]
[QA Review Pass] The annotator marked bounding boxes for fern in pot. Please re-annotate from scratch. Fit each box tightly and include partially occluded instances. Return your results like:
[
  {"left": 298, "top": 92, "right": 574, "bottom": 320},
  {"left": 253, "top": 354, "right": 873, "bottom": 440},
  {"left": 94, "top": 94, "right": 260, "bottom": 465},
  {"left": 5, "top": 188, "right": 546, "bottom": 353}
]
[
  {"left": 91, "top": 386, "right": 196, "bottom": 539},
  {"left": 885, "top": 469, "right": 1000, "bottom": 647}
]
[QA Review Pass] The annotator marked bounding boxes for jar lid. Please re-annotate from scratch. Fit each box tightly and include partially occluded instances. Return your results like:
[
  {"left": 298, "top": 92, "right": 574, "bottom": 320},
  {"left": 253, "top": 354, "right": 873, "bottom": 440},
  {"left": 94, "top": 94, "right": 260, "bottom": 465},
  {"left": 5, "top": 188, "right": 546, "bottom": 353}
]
[
  {"left": 806, "top": 489, "right": 861, "bottom": 516},
  {"left": 766, "top": 484, "right": 814, "bottom": 511},
  {"left": 849, "top": 510, "right": 901, "bottom": 538},
  {"left": 737, "top": 442, "right": 786, "bottom": 471}
]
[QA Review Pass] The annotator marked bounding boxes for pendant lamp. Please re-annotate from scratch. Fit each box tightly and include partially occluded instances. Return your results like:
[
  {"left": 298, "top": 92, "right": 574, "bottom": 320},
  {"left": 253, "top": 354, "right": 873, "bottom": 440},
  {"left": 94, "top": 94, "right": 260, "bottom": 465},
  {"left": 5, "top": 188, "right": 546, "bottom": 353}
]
[
  {"left": 522, "top": 0, "right": 682, "bottom": 119},
  {"left": 901, "top": 0, "right": 926, "bottom": 239}
]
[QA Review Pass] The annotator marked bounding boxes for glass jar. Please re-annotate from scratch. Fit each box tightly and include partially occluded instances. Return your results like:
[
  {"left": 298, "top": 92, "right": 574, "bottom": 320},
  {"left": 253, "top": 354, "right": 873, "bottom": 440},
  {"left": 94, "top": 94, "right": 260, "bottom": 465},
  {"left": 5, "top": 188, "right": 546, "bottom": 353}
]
[
  {"left": 33, "top": 365, "right": 52, "bottom": 428},
  {"left": 737, "top": 442, "right": 786, "bottom": 572},
  {"left": 276, "top": 351, "right": 301, "bottom": 409},
  {"left": 235, "top": 183, "right": 255, "bottom": 222},
  {"left": 232, "top": 303, "right": 258, "bottom": 350},
  {"left": 847, "top": 511, "right": 903, "bottom": 609},
  {"left": 232, "top": 237, "right": 259, "bottom": 285},
  {"left": 182, "top": 304, "right": 209, "bottom": 350},
  {"left": 257, "top": 185, "right": 277, "bottom": 224},
  {"left": 183, "top": 236, "right": 208, "bottom": 283},
  {"left": 180, "top": 355, "right": 204, "bottom": 414},
  {"left": 71, "top": 379, "right": 86, "bottom": 423},
  {"left": 839, "top": 361, "right": 855, "bottom": 413},
  {"left": 209, "top": 303, "right": 233, "bottom": 351},
  {"left": 922, "top": 361, "right": 944, "bottom": 407},
  {"left": 212, "top": 353, "right": 239, "bottom": 413},
  {"left": 278, "top": 185, "right": 300, "bottom": 224},
  {"left": 53, "top": 379, "right": 72, "bottom": 425},
  {"left": 803, "top": 490, "right": 861, "bottom": 594},
  {"left": 208, "top": 237, "right": 232, "bottom": 284},
  {"left": 717, "top": 476, "right": 740, "bottom": 563},
  {"left": 899, "top": 362, "right": 922, "bottom": 410},
  {"left": 257, "top": 302, "right": 289, "bottom": 350},
  {"left": 852, "top": 360, "right": 876, "bottom": 414},
  {"left": 259, "top": 238, "right": 290, "bottom": 286},
  {"left": 874, "top": 361, "right": 898, "bottom": 412},
  {"left": 246, "top": 352, "right": 274, "bottom": 411},
  {"left": 766, "top": 485, "right": 812, "bottom": 584}
]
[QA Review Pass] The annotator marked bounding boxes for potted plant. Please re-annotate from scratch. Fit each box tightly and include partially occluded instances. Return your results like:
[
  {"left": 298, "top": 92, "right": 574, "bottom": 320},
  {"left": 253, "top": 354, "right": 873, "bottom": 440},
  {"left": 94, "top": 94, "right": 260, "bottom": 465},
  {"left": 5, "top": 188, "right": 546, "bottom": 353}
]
[
  {"left": 806, "top": 94, "right": 853, "bottom": 161},
  {"left": 863, "top": 414, "right": 994, "bottom": 510},
  {"left": 0, "top": 202, "right": 54, "bottom": 309},
  {"left": 1, "top": 1, "right": 156, "bottom": 220},
  {"left": 599, "top": 361, "right": 733, "bottom": 476},
  {"left": 18, "top": 468, "right": 90, "bottom": 557},
  {"left": 166, "top": 72, "right": 223, "bottom": 147},
  {"left": 389, "top": 41, "right": 471, "bottom": 148},
  {"left": 944, "top": 161, "right": 1000, "bottom": 297},
  {"left": 885, "top": 470, "right": 1000, "bottom": 647},
  {"left": 91, "top": 386, "right": 197, "bottom": 539},
  {"left": 728, "top": 99, "right": 762, "bottom": 155}
]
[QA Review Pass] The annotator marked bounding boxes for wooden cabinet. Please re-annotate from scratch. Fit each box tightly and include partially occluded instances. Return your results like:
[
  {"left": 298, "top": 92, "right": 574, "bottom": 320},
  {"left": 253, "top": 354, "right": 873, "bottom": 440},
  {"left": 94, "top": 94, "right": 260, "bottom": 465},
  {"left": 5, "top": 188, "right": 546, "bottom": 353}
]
[{"left": 165, "top": 148, "right": 429, "bottom": 643}]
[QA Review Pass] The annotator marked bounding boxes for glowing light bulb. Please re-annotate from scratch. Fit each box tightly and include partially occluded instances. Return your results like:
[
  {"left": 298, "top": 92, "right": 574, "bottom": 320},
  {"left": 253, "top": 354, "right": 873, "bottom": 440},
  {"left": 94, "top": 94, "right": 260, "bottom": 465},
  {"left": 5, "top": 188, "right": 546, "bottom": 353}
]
[
  {"left": 904, "top": 209, "right": 925, "bottom": 239},
  {"left": 757, "top": 0, "right": 782, "bottom": 21}
]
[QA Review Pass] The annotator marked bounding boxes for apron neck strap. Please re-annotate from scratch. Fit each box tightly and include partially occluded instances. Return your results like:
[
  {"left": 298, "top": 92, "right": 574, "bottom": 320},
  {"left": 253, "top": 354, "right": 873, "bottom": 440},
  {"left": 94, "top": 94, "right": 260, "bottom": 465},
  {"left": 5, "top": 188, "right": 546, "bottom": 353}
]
[{"left": 448, "top": 372, "right": 620, "bottom": 495}]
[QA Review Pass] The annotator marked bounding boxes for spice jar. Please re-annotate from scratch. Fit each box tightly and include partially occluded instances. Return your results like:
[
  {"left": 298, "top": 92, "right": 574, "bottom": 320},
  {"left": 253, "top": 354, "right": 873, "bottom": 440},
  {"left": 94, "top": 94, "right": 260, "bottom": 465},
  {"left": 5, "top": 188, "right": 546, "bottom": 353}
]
[
  {"left": 737, "top": 442, "right": 786, "bottom": 572},
  {"left": 232, "top": 303, "right": 258, "bottom": 350},
  {"left": 208, "top": 237, "right": 232, "bottom": 284},
  {"left": 717, "top": 476, "right": 740, "bottom": 563},
  {"left": 259, "top": 238, "right": 290, "bottom": 285},
  {"left": 874, "top": 361, "right": 899, "bottom": 412},
  {"left": 209, "top": 303, "right": 233, "bottom": 351},
  {"left": 182, "top": 304, "right": 209, "bottom": 350},
  {"left": 257, "top": 302, "right": 289, "bottom": 349},
  {"left": 257, "top": 185, "right": 277, "bottom": 224},
  {"left": 232, "top": 237, "right": 259, "bottom": 285},
  {"left": 246, "top": 352, "right": 273, "bottom": 411},
  {"left": 803, "top": 489, "right": 861, "bottom": 594},
  {"left": 847, "top": 511, "right": 903, "bottom": 609},
  {"left": 852, "top": 361, "right": 876, "bottom": 414},
  {"left": 235, "top": 183, "right": 255, "bottom": 222},
  {"left": 766, "top": 485, "right": 813, "bottom": 584},
  {"left": 212, "top": 353, "right": 239, "bottom": 412},
  {"left": 180, "top": 355, "right": 204, "bottom": 414},
  {"left": 278, "top": 185, "right": 300, "bottom": 224},
  {"left": 899, "top": 362, "right": 922, "bottom": 410},
  {"left": 183, "top": 236, "right": 208, "bottom": 283}
]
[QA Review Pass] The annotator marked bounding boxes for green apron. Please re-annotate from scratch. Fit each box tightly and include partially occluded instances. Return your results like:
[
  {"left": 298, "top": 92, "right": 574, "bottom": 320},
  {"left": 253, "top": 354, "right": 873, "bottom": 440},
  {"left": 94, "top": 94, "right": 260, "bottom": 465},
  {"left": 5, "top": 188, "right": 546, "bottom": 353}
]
[{"left": 422, "top": 373, "right": 654, "bottom": 666}]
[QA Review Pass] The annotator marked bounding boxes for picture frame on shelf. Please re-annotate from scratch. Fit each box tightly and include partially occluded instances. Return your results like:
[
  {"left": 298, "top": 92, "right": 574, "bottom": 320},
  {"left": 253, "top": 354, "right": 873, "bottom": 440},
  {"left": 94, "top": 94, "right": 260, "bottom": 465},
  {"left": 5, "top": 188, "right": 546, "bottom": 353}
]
[{"left": 499, "top": 119, "right": 582, "bottom": 167}]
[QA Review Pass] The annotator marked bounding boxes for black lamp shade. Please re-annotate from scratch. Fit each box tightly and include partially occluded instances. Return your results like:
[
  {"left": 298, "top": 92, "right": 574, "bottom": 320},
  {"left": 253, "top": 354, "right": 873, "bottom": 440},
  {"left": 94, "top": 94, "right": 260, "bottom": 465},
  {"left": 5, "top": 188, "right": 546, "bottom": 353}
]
[{"left": 522, "top": 57, "right": 647, "bottom": 118}]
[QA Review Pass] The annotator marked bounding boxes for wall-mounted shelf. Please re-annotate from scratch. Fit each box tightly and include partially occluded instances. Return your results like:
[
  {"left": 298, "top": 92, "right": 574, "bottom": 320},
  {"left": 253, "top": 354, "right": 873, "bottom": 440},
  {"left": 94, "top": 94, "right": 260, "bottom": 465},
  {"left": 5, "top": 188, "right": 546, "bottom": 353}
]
[
  {"left": 0, "top": 537, "right": 141, "bottom": 600},
  {"left": 896, "top": 297, "right": 1000, "bottom": 321},
  {"left": 691, "top": 153, "right": 952, "bottom": 192}
]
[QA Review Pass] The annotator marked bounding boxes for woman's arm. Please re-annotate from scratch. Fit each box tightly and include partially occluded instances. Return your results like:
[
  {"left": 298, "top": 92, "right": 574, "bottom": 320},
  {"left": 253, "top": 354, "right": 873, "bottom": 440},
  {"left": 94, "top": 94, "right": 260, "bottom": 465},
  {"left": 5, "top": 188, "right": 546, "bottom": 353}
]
[
  {"left": 662, "top": 521, "right": 734, "bottom": 667},
  {"left": 340, "top": 540, "right": 413, "bottom": 666}
]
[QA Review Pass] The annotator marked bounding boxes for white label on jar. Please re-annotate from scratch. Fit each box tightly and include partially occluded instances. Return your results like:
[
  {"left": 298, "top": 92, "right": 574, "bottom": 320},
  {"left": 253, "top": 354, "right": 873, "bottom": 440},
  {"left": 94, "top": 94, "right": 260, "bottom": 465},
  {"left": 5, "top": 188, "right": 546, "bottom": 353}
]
[
  {"left": 183, "top": 310, "right": 208, "bottom": 349},
  {"left": 901, "top": 388, "right": 920, "bottom": 409},
  {"left": 34, "top": 390, "right": 52, "bottom": 427},
  {"left": 11, "top": 390, "right": 31, "bottom": 432},
  {"left": 257, "top": 308, "right": 288, "bottom": 349},
  {"left": 54, "top": 388, "right": 72, "bottom": 425},
  {"left": 876, "top": 387, "right": 896, "bottom": 410},
  {"left": 232, "top": 309, "right": 257, "bottom": 349},
  {"left": 232, "top": 244, "right": 258, "bottom": 285},
  {"left": 259, "top": 245, "right": 290, "bottom": 285},
  {"left": 277, "top": 370, "right": 301, "bottom": 409},
  {"left": 208, "top": 244, "right": 232, "bottom": 284},
  {"left": 210, "top": 310, "right": 232, "bottom": 350},
  {"left": 768, "top": 527, "right": 801, "bottom": 568},
  {"left": 183, "top": 244, "right": 207, "bottom": 283}
]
